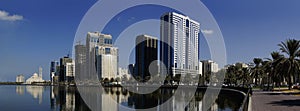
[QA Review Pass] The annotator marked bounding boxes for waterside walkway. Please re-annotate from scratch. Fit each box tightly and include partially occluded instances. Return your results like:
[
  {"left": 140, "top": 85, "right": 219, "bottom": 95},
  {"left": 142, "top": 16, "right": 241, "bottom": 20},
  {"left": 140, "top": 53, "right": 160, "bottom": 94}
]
[{"left": 251, "top": 90, "right": 300, "bottom": 111}]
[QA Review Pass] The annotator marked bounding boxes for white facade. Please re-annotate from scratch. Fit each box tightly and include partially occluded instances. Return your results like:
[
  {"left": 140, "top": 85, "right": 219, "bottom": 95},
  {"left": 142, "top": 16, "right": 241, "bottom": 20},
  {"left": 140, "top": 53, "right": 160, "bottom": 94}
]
[
  {"left": 16, "top": 74, "right": 25, "bottom": 83},
  {"left": 66, "top": 61, "right": 75, "bottom": 77},
  {"left": 211, "top": 62, "right": 219, "bottom": 73},
  {"left": 199, "top": 62, "right": 203, "bottom": 76},
  {"left": 26, "top": 73, "right": 44, "bottom": 84},
  {"left": 201, "top": 60, "right": 219, "bottom": 75},
  {"left": 86, "top": 32, "right": 112, "bottom": 81},
  {"left": 160, "top": 12, "right": 200, "bottom": 76},
  {"left": 96, "top": 46, "right": 118, "bottom": 79},
  {"left": 85, "top": 32, "right": 119, "bottom": 80}
]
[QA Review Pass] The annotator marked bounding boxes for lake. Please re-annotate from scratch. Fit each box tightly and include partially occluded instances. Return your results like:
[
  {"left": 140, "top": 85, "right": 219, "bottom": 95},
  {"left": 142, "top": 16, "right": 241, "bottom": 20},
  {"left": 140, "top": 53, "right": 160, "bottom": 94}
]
[{"left": 0, "top": 85, "right": 245, "bottom": 111}]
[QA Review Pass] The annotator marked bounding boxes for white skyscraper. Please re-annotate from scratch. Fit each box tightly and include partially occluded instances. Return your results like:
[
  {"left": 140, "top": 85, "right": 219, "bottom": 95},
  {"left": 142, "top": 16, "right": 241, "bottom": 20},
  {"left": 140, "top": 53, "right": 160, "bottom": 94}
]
[
  {"left": 86, "top": 32, "right": 114, "bottom": 82},
  {"left": 85, "top": 32, "right": 119, "bottom": 81},
  {"left": 86, "top": 32, "right": 102, "bottom": 82},
  {"left": 160, "top": 12, "right": 200, "bottom": 76},
  {"left": 66, "top": 61, "right": 75, "bottom": 81},
  {"left": 96, "top": 46, "right": 118, "bottom": 80}
]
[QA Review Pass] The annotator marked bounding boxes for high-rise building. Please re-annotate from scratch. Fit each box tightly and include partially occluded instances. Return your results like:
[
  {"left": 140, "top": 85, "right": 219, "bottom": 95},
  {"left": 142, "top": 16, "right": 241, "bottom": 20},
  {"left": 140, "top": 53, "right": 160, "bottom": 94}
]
[
  {"left": 96, "top": 45, "right": 118, "bottom": 80},
  {"left": 66, "top": 61, "right": 75, "bottom": 82},
  {"left": 135, "top": 35, "right": 158, "bottom": 81},
  {"left": 60, "top": 56, "right": 73, "bottom": 82},
  {"left": 86, "top": 32, "right": 113, "bottom": 82},
  {"left": 160, "top": 12, "right": 200, "bottom": 76},
  {"left": 75, "top": 44, "right": 86, "bottom": 81},
  {"left": 128, "top": 64, "right": 135, "bottom": 76},
  {"left": 50, "top": 61, "right": 59, "bottom": 82}
]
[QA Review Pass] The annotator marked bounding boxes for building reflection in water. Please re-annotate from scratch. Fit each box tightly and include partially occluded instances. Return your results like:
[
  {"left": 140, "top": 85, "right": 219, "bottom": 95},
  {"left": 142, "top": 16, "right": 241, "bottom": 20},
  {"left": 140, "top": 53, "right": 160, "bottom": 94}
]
[
  {"left": 16, "top": 86, "right": 25, "bottom": 95},
  {"left": 16, "top": 85, "right": 243, "bottom": 111},
  {"left": 50, "top": 86, "right": 90, "bottom": 111},
  {"left": 26, "top": 86, "right": 44, "bottom": 104},
  {"left": 76, "top": 87, "right": 241, "bottom": 111}
]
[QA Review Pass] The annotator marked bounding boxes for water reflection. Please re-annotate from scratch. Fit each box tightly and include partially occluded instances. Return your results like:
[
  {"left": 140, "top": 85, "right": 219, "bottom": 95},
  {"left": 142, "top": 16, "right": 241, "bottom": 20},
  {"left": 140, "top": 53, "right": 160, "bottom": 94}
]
[
  {"left": 16, "top": 86, "right": 24, "bottom": 95},
  {"left": 14, "top": 86, "right": 244, "bottom": 111},
  {"left": 78, "top": 87, "right": 244, "bottom": 111},
  {"left": 26, "top": 86, "right": 44, "bottom": 104},
  {"left": 50, "top": 86, "right": 90, "bottom": 111}
]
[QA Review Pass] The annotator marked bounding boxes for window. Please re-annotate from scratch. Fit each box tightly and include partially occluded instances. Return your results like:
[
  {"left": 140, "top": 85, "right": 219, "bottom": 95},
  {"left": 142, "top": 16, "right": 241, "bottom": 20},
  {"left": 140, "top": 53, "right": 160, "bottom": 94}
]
[
  {"left": 186, "top": 19, "right": 189, "bottom": 27},
  {"left": 105, "top": 48, "right": 111, "bottom": 54}
]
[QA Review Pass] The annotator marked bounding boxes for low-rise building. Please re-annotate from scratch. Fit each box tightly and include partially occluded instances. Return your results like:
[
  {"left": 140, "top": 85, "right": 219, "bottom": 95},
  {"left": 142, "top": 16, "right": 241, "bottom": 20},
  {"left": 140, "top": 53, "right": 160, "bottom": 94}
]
[{"left": 16, "top": 74, "right": 25, "bottom": 83}]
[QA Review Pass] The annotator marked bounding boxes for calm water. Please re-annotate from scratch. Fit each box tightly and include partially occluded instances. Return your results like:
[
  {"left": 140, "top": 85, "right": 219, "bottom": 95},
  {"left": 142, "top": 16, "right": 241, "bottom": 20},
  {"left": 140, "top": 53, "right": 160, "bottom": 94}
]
[{"left": 0, "top": 85, "right": 244, "bottom": 111}]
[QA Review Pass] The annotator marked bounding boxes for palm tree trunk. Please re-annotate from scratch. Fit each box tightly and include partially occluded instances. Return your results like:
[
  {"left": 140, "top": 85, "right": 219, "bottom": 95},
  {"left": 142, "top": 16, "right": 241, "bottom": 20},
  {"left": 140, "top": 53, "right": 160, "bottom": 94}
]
[
  {"left": 267, "top": 75, "right": 270, "bottom": 91},
  {"left": 288, "top": 75, "right": 292, "bottom": 90},
  {"left": 255, "top": 76, "right": 258, "bottom": 86}
]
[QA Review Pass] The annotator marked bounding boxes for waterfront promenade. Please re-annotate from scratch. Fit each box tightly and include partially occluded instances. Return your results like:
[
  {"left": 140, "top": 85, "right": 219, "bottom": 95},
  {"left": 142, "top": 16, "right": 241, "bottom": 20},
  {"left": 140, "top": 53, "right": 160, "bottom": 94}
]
[{"left": 251, "top": 90, "right": 300, "bottom": 111}]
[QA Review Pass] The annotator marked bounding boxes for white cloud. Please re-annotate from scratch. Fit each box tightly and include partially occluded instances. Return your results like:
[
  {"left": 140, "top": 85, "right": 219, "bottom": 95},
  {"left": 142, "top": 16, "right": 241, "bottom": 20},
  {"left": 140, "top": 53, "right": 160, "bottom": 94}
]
[
  {"left": 201, "top": 29, "right": 214, "bottom": 35},
  {"left": 0, "top": 10, "right": 23, "bottom": 21}
]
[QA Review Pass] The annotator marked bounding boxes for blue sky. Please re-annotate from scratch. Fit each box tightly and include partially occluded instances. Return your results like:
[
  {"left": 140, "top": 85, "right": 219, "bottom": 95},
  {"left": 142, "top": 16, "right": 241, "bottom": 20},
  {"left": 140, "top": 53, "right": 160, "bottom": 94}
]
[{"left": 1, "top": 0, "right": 300, "bottom": 81}]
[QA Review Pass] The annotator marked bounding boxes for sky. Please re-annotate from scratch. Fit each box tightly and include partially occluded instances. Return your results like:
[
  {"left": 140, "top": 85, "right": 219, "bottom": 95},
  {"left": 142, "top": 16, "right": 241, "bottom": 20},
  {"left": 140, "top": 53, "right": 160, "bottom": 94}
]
[{"left": 0, "top": 0, "right": 300, "bottom": 81}]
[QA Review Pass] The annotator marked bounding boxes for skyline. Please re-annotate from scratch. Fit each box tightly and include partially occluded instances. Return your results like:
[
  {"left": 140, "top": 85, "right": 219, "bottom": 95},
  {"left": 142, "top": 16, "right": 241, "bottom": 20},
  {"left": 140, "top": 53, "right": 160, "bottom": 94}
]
[{"left": 1, "top": 0, "right": 300, "bottom": 81}]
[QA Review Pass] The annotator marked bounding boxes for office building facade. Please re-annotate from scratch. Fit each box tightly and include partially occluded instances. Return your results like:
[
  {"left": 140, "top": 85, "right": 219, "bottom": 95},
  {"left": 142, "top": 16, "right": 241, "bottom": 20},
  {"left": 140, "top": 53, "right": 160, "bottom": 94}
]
[
  {"left": 160, "top": 12, "right": 200, "bottom": 76},
  {"left": 86, "top": 32, "right": 115, "bottom": 81},
  {"left": 66, "top": 61, "right": 75, "bottom": 82},
  {"left": 75, "top": 44, "right": 86, "bottom": 81},
  {"left": 201, "top": 60, "right": 219, "bottom": 75},
  {"left": 50, "top": 61, "right": 59, "bottom": 82},
  {"left": 59, "top": 56, "right": 73, "bottom": 82},
  {"left": 96, "top": 46, "right": 118, "bottom": 80},
  {"left": 135, "top": 35, "right": 158, "bottom": 81}
]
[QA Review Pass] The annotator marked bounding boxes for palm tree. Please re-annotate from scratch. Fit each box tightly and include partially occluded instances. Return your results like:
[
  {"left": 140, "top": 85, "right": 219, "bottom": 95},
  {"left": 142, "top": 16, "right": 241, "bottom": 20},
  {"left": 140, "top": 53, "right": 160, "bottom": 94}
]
[
  {"left": 278, "top": 39, "right": 300, "bottom": 90},
  {"left": 225, "top": 65, "right": 238, "bottom": 86},
  {"left": 173, "top": 74, "right": 181, "bottom": 85},
  {"left": 264, "top": 52, "right": 285, "bottom": 89},
  {"left": 241, "top": 67, "right": 251, "bottom": 87},
  {"left": 251, "top": 58, "right": 263, "bottom": 86},
  {"left": 261, "top": 60, "right": 272, "bottom": 90}
]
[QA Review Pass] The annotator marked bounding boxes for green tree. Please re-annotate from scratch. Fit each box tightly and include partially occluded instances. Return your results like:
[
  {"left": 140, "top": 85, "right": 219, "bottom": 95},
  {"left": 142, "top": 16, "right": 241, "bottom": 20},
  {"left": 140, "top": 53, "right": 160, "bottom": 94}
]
[
  {"left": 165, "top": 75, "right": 173, "bottom": 85},
  {"left": 251, "top": 58, "right": 263, "bottom": 86},
  {"left": 262, "top": 52, "right": 285, "bottom": 90},
  {"left": 240, "top": 67, "right": 251, "bottom": 87},
  {"left": 225, "top": 65, "right": 238, "bottom": 86},
  {"left": 278, "top": 39, "right": 300, "bottom": 90},
  {"left": 269, "top": 52, "right": 285, "bottom": 86},
  {"left": 173, "top": 74, "right": 181, "bottom": 85}
]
